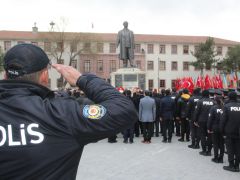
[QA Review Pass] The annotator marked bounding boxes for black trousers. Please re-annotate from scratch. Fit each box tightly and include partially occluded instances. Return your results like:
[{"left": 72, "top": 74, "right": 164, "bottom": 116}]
[
  {"left": 180, "top": 118, "right": 190, "bottom": 140},
  {"left": 142, "top": 122, "right": 154, "bottom": 141},
  {"left": 212, "top": 130, "right": 224, "bottom": 158},
  {"left": 175, "top": 117, "right": 181, "bottom": 135},
  {"left": 123, "top": 128, "right": 134, "bottom": 141},
  {"left": 199, "top": 122, "right": 212, "bottom": 152},
  {"left": 154, "top": 118, "right": 160, "bottom": 136},
  {"left": 162, "top": 118, "right": 173, "bottom": 140},
  {"left": 225, "top": 137, "right": 240, "bottom": 166},
  {"left": 190, "top": 120, "right": 200, "bottom": 146}
]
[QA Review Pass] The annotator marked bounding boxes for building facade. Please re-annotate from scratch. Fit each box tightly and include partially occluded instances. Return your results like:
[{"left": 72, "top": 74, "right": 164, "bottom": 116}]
[{"left": 0, "top": 30, "right": 239, "bottom": 90}]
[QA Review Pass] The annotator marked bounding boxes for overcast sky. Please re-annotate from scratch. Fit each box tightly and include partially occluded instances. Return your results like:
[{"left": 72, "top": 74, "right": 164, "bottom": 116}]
[{"left": 1, "top": 0, "right": 240, "bottom": 41}]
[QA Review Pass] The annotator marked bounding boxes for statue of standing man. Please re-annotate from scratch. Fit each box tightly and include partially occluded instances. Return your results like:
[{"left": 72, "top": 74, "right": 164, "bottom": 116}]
[{"left": 116, "top": 21, "right": 135, "bottom": 68}]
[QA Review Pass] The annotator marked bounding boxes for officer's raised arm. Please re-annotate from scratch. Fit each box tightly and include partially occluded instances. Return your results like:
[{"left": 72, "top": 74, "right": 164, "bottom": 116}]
[{"left": 52, "top": 64, "right": 138, "bottom": 145}]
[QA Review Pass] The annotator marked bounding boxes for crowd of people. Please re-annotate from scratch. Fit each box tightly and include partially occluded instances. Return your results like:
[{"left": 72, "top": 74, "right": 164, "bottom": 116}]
[{"left": 63, "top": 86, "right": 240, "bottom": 173}]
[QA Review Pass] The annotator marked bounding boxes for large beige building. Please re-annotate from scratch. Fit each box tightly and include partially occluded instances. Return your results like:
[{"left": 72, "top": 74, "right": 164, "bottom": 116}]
[{"left": 0, "top": 29, "right": 239, "bottom": 90}]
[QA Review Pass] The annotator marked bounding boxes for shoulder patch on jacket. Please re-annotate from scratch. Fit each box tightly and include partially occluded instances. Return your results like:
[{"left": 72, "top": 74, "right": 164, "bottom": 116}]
[{"left": 83, "top": 105, "right": 106, "bottom": 120}]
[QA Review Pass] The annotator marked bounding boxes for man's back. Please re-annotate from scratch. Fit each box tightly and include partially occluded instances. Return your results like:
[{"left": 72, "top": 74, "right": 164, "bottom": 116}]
[{"left": 139, "top": 96, "right": 156, "bottom": 122}]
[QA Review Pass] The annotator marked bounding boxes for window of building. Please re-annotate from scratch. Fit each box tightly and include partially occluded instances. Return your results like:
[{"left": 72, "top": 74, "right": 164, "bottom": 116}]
[
  {"left": 171, "top": 80, "right": 176, "bottom": 89},
  {"left": 57, "top": 42, "right": 64, "bottom": 51},
  {"left": 109, "top": 43, "right": 116, "bottom": 53},
  {"left": 97, "top": 43, "right": 104, "bottom": 53},
  {"left": 148, "top": 79, "right": 154, "bottom": 91},
  {"left": 147, "top": 44, "right": 154, "bottom": 54},
  {"left": 48, "top": 78, "right": 51, "bottom": 88},
  {"left": 70, "top": 43, "right": 77, "bottom": 52},
  {"left": 171, "top": 61, "right": 178, "bottom": 70},
  {"left": 84, "top": 60, "right": 91, "bottom": 72},
  {"left": 171, "top": 45, "right": 177, "bottom": 54},
  {"left": 4, "top": 41, "right": 11, "bottom": 51},
  {"left": 183, "top": 61, "right": 189, "bottom": 71},
  {"left": 84, "top": 43, "right": 91, "bottom": 51},
  {"left": 136, "top": 60, "right": 142, "bottom": 69},
  {"left": 135, "top": 44, "right": 141, "bottom": 53},
  {"left": 159, "top": 79, "right": 166, "bottom": 88},
  {"left": 183, "top": 45, "right": 189, "bottom": 54},
  {"left": 110, "top": 60, "right": 116, "bottom": 72},
  {"left": 194, "top": 45, "right": 199, "bottom": 53},
  {"left": 57, "top": 77, "right": 64, "bottom": 88},
  {"left": 159, "top": 61, "right": 166, "bottom": 70},
  {"left": 217, "top": 46, "right": 222, "bottom": 55},
  {"left": 159, "top": 45, "right": 166, "bottom": 54},
  {"left": 17, "top": 41, "right": 25, "bottom": 44},
  {"left": 57, "top": 59, "right": 64, "bottom": 64},
  {"left": 31, "top": 42, "right": 38, "bottom": 46},
  {"left": 44, "top": 42, "right": 51, "bottom": 52},
  {"left": 97, "top": 60, "right": 103, "bottom": 72},
  {"left": 147, "top": 61, "right": 154, "bottom": 70},
  {"left": 71, "top": 59, "right": 77, "bottom": 68}
]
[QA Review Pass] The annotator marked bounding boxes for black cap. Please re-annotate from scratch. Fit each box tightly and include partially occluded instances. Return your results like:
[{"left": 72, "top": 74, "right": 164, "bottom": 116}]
[
  {"left": 214, "top": 89, "right": 222, "bottom": 96},
  {"left": 208, "top": 89, "right": 215, "bottom": 95},
  {"left": 4, "top": 43, "right": 50, "bottom": 79}
]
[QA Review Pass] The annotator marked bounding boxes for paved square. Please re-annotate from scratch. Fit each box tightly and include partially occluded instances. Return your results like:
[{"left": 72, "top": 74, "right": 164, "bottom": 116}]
[{"left": 76, "top": 136, "right": 239, "bottom": 180}]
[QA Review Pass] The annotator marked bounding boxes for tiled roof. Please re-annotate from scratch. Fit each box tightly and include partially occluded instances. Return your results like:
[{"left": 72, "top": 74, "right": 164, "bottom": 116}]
[{"left": 0, "top": 30, "right": 239, "bottom": 45}]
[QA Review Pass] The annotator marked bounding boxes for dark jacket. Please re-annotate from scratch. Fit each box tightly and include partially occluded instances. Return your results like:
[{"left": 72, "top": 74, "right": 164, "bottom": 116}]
[
  {"left": 207, "top": 105, "right": 223, "bottom": 132},
  {"left": 177, "top": 93, "right": 191, "bottom": 118},
  {"left": 220, "top": 100, "right": 240, "bottom": 138},
  {"left": 187, "top": 95, "right": 202, "bottom": 121},
  {"left": 0, "top": 74, "right": 137, "bottom": 180},
  {"left": 159, "top": 95, "right": 175, "bottom": 119},
  {"left": 194, "top": 98, "right": 215, "bottom": 123},
  {"left": 153, "top": 95, "right": 161, "bottom": 120}
]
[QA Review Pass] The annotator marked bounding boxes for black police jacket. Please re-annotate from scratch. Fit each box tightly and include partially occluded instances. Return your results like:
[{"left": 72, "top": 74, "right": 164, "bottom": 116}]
[
  {"left": 194, "top": 98, "right": 215, "bottom": 123},
  {"left": 176, "top": 94, "right": 190, "bottom": 118},
  {"left": 220, "top": 100, "right": 240, "bottom": 138},
  {"left": 159, "top": 95, "right": 175, "bottom": 119},
  {"left": 207, "top": 105, "right": 223, "bottom": 132},
  {"left": 0, "top": 74, "right": 137, "bottom": 180},
  {"left": 187, "top": 95, "right": 202, "bottom": 121}
]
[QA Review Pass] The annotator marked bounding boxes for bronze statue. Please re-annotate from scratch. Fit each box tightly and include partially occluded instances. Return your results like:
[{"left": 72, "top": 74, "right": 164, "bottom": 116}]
[{"left": 116, "top": 21, "right": 135, "bottom": 68}]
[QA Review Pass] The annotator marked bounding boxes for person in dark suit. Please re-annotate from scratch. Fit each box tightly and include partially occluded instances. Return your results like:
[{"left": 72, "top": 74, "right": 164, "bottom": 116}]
[{"left": 159, "top": 89, "right": 175, "bottom": 143}]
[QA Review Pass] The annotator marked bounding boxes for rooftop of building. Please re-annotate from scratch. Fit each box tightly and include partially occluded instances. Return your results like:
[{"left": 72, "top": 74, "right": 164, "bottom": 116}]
[{"left": 0, "top": 30, "right": 239, "bottom": 45}]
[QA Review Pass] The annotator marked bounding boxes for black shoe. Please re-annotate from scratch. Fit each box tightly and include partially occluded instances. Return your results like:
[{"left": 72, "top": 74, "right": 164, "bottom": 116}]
[
  {"left": 178, "top": 138, "right": 184, "bottom": 142},
  {"left": 162, "top": 139, "right": 167, "bottom": 143},
  {"left": 199, "top": 151, "right": 207, "bottom": 156},
  {"left": 235, "top": 166, "right": 240, "bottom": 172},
  {"left": 156, "top": 134, "right": 159, "bottom": 137},
  {"left": 108, "top": 140, "right": 117, "bottom": 143},
  {"left": 123, "top": 140, "right": 128, "bottom": 144},
  {"left": 186, "top": 139, "right": 190, "bottom": 142},
  {"left": 211, "top": 158, "right": 219, "bottom": 163},
  {"left": 193, "top": 145, "right": 200, "bottom": 149},
  {"left": 129, "top": 140, "right": 134, "bottom": 144},
  {"left": 206, "top": 152, "right": 211, "bottom": 156},
  {"left": 135, "top": 135, "right": 139, "bottom": 137},
  {"left": 168, "top": 139, "right": 171, "bottom": 143},
  {"left": 223, "top": 165, "right": 237, "bottom": 172},
  {"left": 218, "top": 157, "right": 223, "bottom": 163},
  {"left": 188, "top": 144, "right": 195, "bottom": 149}
]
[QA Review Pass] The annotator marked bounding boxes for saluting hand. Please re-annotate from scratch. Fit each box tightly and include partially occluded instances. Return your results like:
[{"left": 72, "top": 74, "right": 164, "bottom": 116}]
[{"left": 52, "top": 64, "right": 81, "bottom": 86}]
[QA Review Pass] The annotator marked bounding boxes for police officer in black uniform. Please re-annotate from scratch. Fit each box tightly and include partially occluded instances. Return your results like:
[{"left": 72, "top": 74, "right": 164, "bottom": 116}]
[
  {"left": 207, "top": 96, "right": 224, "bottom": 163},
  {"left": 0, "top": 44, "right": 138, "bottom": 179},
  {"left": 194, "top": 90, "right": 215, "bottom": 156},
  {"left": 220, "top": 91, "right": 240, "bottom": 172},
  {"left": 187, "top": 88, "right": 202, "bottom": 149}
]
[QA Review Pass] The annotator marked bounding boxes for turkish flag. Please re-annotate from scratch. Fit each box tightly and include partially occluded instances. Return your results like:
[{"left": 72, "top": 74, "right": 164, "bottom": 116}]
[
  {"left": 204, "top": 74, "right": 212, "bottom": 89},
  {"left": 196, "top": 75, "right": 204, "bottom": 89}
]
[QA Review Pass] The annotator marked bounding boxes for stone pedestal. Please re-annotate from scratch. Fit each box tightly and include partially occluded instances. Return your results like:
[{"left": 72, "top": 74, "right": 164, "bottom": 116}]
[{"left": 110, "top": 68, "right": 146, "bottom": 90}]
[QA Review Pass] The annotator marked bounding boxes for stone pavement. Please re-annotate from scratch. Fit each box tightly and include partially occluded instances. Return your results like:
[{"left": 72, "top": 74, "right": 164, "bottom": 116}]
[{"left": 76, "top": 136, "right": 239, "bottom": 180}]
